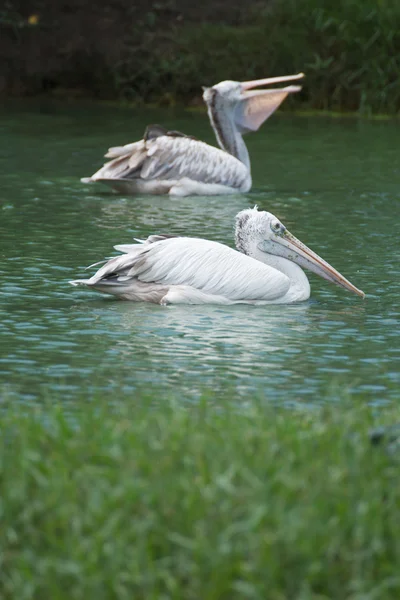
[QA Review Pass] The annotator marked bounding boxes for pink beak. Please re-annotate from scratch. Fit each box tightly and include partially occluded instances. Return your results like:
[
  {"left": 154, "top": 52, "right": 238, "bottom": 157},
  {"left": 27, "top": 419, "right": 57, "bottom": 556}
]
[{"left": 241, "top": 72, "right": 305, "bottom": 91}]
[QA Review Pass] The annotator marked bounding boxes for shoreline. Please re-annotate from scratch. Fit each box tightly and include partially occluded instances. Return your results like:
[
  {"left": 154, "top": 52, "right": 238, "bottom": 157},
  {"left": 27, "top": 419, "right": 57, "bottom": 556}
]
[
  {"left": 1, "top": 1, "right": 400, "bottom": 116},
  {"left": 0, "top": 93, "right": 398, "bottom": 121}
]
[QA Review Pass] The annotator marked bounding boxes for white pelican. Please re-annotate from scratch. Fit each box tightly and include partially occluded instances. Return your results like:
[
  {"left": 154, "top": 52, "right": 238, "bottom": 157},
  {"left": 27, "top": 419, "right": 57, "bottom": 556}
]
[
  {"left": 70, "top": 207, "right": 365, "bottom": 304},
  {"left": 81, "top": 73, "right": 304, "bottom": 196}
]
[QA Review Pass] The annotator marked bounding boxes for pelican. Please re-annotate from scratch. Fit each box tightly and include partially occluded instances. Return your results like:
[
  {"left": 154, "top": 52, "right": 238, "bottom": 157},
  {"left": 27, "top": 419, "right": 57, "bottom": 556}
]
[
  {"left": 81, "top": 73, "right": 304, "bottom": 196},
  {"left": 70, "top": 207, "right": 365, "bottom": 305}
]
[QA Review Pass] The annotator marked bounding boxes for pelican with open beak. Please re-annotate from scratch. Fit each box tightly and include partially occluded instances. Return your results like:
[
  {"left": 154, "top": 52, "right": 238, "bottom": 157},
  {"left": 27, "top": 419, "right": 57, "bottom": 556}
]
[{"left": 81, "top": 73, "right": 304, "bottom": 196}]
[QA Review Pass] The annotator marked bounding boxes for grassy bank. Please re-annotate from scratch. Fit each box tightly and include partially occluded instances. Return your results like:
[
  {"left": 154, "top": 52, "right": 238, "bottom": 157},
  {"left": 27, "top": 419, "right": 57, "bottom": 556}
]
[
  {"left": 2, "top": 0, "right": 400, "bottom": 114},
  {"left": 1, "top": 399, "right": 400, "bottom": 599},
  {"left": 125, "top": 0, "right": 400, "bottom": 115}
]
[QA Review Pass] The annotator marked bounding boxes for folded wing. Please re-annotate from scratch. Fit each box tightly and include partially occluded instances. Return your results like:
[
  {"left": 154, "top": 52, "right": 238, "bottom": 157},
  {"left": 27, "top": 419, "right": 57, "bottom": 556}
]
[
  {"left": 85, "top": 237, "right": 290, "bottom": 302},
  {"left": 85, "top": 128, "right": 249, "bottom": 190}
]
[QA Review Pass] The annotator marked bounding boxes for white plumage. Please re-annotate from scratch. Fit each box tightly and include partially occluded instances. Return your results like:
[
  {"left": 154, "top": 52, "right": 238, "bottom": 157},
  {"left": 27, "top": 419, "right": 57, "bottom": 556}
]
[
  {"left": 85, "top": 135, "right": 250, "bottom": 195},
  {"left": 81, "top": 74, "right": 304, "bottom": 196},
  {"left": 70, "top": 208, "right": 365, "bottom": 305}
]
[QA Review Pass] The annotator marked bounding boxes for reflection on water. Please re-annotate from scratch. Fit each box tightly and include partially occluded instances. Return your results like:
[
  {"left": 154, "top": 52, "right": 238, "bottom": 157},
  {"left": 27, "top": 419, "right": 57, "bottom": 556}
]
[
  {"left": 95, "top": 193, "right": 248, "bottom": 239},
  {"left": 0, "top": 102, "right": 399, "bottom": 407},
  {"left": 107, "top": 300, "right": 376, "bottom": 403}
]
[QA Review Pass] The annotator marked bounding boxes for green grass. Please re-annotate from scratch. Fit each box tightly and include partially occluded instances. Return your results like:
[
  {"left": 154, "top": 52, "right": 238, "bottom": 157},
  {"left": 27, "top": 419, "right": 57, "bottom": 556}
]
[
  {"left": 3, "top": 0, "right": 400, "bottom": 113},
  {"left": 1, "top": 398, "right": 400, "bottom": 599}
]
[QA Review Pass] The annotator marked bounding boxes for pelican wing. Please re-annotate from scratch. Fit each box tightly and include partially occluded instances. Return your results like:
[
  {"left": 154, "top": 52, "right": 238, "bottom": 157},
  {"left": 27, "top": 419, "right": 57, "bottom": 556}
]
[
  {"left": 114, "top": 234, "right": 177, "bottom": 254},
  {"left": 141, "top": 137, "right": 248, "bottom": 187},
  {"left": 86, "top": 237, "right": 290, "bottom": 302},
  {"left": 88, "top": 134, "right": 250, "bottom": 190}
]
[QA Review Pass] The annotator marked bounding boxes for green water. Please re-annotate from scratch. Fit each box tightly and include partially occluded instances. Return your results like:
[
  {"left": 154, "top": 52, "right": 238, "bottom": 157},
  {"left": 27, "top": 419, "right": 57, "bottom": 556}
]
[{"left": 0, "top": 101, "right": 399, "bottom": 406}]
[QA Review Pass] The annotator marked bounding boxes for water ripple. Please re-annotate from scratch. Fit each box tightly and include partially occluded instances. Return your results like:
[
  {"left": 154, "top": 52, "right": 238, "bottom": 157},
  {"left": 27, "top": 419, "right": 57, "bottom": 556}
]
[{"left": 0, "top": 106, "right": 399, "bottom": 406}]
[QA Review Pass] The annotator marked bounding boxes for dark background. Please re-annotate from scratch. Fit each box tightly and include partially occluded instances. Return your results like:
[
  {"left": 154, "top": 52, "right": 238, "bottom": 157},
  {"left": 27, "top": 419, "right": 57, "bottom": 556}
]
[{"left": 1, "top": 0, "right": 400, "bottom": 113}]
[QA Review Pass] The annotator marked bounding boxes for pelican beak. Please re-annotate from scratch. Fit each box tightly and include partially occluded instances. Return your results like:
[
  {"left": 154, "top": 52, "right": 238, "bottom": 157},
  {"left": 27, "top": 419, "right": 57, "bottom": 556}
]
[
  {"left": 276, "top": 229, "right": 365, "bottom": 298},
  {"left": 235, "top": 73, "right": 304, "bottom": 133},
  {"left": 241, "top": 72, "right": 305, "bottom": 91}
]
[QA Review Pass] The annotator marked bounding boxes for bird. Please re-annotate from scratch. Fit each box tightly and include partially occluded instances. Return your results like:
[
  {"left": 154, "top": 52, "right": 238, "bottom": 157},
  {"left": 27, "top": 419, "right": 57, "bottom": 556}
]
[
  {"left": 70, "top": 207, "right": 365, "bottom": 305},
  {"left": 81, "top": 73, "right": 304, "bottom": 197}
]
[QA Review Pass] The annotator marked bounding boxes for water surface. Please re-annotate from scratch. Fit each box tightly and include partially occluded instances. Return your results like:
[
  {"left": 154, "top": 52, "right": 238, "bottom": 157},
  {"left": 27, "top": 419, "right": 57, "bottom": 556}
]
[{"left": 1, "top": 101, "right": 399, "bottom": 406}]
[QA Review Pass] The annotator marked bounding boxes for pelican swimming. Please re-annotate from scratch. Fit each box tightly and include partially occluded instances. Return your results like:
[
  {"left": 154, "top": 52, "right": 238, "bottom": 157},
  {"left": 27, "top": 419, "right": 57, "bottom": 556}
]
[
  {"left": 70, "top": 207, "right": 364, "bottom": 305},
  {"left": 81, "top": 73, "right": 304, "bottom": 196}
]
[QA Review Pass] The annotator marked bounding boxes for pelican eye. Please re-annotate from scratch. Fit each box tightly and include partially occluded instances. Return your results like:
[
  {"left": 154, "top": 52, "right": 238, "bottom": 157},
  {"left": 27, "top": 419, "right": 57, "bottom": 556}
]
[{"left": 271, "top": 221, "right": 282, "bottom": 234}]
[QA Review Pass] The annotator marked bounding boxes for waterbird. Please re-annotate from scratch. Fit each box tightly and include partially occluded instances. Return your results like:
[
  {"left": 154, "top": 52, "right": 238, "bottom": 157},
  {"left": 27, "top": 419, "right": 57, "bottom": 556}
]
[
  {"left": 81, "top": 73, "right": 304, "bottom": 196},
  {"left": 70, "top": 207, "right": 365, "bottom": 305}
]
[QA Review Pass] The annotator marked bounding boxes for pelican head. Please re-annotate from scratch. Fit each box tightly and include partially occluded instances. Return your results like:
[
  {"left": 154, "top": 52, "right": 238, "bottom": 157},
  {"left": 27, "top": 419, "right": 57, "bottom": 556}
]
[
  {"left": 235, "top": 208, "right": 365, "bottom": 298},
  {"left": 203, "top": 72, "right": 304, "bottom": 135}
]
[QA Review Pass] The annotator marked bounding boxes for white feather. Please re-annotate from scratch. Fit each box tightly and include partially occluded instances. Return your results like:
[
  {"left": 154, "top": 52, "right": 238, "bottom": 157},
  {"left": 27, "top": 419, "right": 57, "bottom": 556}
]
[
  {"left": 80, "top": 237, "right": 290, "bottom": 302},
  {"left": 81, "top": 74, "right": 304, "bottom": 196},
  {"left": 70, "top": 206, "right": 364, "bottom": 304}
]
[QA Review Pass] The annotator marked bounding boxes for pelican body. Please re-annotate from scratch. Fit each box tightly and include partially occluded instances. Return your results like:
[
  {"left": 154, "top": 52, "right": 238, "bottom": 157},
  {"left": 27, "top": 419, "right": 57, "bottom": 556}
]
[
  {"left": 81, "top": 73, "right": 304, "bottom": 196},
  {"left": 70, "top": 208, "right": 364, "bottom": 305}
]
